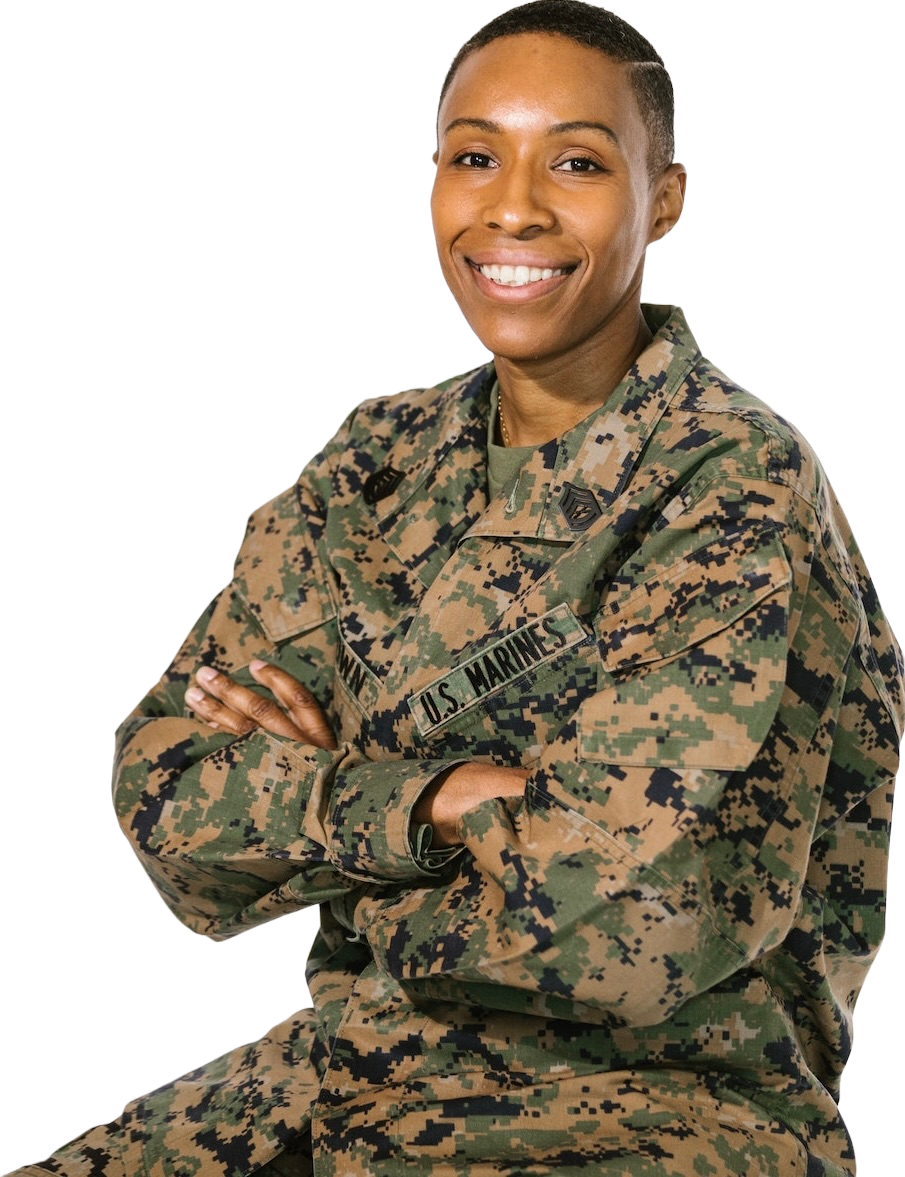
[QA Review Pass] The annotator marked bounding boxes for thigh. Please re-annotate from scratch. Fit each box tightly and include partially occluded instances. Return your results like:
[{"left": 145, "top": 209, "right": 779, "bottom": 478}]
[{"left": 9, "top": 1009, "right": 324, "bottom": 1177}]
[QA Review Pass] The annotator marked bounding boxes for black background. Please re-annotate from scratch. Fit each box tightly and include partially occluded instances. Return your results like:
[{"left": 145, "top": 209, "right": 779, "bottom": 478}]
[{"left": 7, "top": 4, "right": 884, "bottom": 1172}]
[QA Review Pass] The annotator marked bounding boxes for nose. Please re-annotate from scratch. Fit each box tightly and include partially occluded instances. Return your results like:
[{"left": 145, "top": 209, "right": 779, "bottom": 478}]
[{"left": 482, "top": 160, "right": 556, "bottom": 237}]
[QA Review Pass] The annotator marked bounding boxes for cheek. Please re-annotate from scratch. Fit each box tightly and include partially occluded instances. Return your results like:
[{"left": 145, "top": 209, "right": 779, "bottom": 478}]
[
  {"left": 429, "top": 192, "right": 443, "bottom": 247},
  {"left": 584, "top": 204, "right": 648, "bottom": 272},
  {"left": 430, "top": 176, "right": 462, "bottom": 230}
]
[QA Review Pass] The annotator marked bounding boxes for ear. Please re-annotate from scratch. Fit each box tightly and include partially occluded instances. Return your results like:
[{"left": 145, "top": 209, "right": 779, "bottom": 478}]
[{"left": 648, "top": 163, "right": 686, "bottom": 244}]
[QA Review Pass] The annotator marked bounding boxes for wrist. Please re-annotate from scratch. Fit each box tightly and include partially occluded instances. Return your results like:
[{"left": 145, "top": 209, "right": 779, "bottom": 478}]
[{"left": 414, "top": 763, "right": 529, "bottom": 849}]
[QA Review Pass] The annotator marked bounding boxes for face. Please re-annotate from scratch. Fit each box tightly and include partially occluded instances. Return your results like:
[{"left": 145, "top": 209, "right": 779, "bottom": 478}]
[{"left": 431, "top": 34, "right": 684, "bottom": 368}]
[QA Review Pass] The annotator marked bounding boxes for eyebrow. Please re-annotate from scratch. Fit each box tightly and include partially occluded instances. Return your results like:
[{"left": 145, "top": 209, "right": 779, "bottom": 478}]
[{"left": 441, "top": 117, "right": 620, "bottom": 146}]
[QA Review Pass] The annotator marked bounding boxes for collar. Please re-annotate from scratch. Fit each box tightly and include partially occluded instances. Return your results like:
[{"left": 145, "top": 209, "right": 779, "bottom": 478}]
[
  {"left": 365, "top": 305, "right": 701, "bottom": 579},
  {"left": 470, "top": 305, "right": 701, "bottom": 542}
]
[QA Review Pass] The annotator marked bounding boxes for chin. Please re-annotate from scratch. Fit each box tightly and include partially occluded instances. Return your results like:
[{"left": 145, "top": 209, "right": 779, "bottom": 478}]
[{"left": 464, "top": 321, "right": 559, "bottom": 364}]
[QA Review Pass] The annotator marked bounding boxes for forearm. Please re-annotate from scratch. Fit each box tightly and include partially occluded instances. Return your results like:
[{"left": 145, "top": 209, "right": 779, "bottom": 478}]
[
  {"left": 114, "top": 712, "right": 354, "bottom": 938},
  {"left": 301, "top": 751, "right": 526, "bottom": 883},
  {"left": 412, "top": 762, "right": 530, "bottom": 848}
]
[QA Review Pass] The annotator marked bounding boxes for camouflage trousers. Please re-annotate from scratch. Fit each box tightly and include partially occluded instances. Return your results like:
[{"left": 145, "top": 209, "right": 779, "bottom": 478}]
[
  {"left": 10, "top": 1011, "right": 320, "bottom": 1177},
  {"left": 7, "top": 1008, "right": 821, "bottom": 1177}
]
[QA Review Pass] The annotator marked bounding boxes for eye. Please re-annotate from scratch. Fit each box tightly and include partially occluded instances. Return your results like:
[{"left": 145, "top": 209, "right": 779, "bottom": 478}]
[
  {"left": 453, "top": 151, "right": 496, "bottom": 169},
  {"left": 554, "top": 156, "right": 605, "bottom": 174}
]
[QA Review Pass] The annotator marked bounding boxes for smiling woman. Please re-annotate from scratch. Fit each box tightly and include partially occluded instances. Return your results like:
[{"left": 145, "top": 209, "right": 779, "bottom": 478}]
[
  {"left": 430, "top": 33, "right": 684, "bottom": 438},
  {"left": 2, "top": 3, "right": 902, "bottom": 1177}
]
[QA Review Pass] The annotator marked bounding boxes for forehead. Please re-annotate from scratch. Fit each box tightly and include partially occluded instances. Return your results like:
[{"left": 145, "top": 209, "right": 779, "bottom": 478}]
[{"left": 439, "top": 33, "right": 644, "bottom": 143}]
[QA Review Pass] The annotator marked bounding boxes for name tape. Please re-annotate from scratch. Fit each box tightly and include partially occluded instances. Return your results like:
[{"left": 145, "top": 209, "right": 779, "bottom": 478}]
[{"left": 408, "top": 603, "right": 586, "bottom": 737}]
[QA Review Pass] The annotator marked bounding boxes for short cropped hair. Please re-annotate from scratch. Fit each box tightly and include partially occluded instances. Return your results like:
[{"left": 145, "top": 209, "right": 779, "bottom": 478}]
[{"left": 439, "top": 0, "right": 675, "bottom": 178}]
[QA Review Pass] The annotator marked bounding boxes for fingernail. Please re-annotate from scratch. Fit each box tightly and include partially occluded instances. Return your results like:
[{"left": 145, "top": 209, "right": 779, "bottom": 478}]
[
  {"left": 196, "top": 667, "right": 217, "bottom": 684},
  {"left": 186, "top": 687, "right": 205, "bottom": 705},
  {"left": 250, "top": 660, "right": 267, "bottom": 673}
]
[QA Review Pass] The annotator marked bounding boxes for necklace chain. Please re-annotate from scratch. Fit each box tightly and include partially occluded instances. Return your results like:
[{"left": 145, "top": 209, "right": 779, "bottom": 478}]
[{"left": 497, "top": 394, "right": 512, "bottom": 447}]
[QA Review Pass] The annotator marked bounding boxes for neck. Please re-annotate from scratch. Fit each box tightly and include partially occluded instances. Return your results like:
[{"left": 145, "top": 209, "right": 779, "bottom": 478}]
[{"left": 494, "top": 306, "right": 653, "bottom": 448}]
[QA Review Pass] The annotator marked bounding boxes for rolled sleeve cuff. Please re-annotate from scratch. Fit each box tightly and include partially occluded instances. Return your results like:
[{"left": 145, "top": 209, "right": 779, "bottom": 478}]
[{"left": 300, "top": 745, "right": 466, "bottom": 883}]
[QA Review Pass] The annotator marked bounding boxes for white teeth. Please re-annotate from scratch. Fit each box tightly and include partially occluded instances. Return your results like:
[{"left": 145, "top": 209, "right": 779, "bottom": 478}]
[{"left": 478, "top": 263, "right": 564, "bottom": 287}]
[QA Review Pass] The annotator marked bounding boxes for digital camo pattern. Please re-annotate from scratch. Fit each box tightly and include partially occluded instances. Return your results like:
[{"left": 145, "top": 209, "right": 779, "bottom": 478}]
[{"left": 10, "top": 306, "right": 902, "bottom": 1176}]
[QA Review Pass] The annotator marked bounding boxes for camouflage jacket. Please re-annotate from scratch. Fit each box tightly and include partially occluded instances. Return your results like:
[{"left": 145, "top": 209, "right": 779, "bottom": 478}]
[{"left": 20, "top": 306, "right": 903, "bottom": 1177}]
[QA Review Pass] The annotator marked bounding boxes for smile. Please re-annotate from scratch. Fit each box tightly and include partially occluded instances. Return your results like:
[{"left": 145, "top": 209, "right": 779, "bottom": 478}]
[{"left": 476, "top": 263, "right": 568, "bottom": 287}]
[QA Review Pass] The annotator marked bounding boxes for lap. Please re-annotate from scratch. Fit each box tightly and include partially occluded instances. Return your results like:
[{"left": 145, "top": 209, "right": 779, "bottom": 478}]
[{"left": 6, "top": 1009, "right": 324, "bottom": 1177}]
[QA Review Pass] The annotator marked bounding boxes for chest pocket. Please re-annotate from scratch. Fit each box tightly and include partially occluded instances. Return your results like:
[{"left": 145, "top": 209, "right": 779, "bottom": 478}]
[{"left": 581, "top": 525, "right": 791, "bottom": 770}]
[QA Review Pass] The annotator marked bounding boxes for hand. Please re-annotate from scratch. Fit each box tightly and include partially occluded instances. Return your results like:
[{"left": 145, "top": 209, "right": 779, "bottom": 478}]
[
  {"left": 413, "top": 762, "right": 529, "bottom": 848},
  {"left": 184, "top": 660, "right": 337, "bottom": 749}
]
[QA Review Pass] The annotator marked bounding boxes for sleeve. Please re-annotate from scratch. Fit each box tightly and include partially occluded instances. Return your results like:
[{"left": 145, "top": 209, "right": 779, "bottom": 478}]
[
  {"left": 113, "top": 447, "right": 467, "bottom": 940},
  {"left": 112, "top": 467, "right": 352, "bottom": 940},
  {"left": 299, "top": 749, "right": 467, "bottom": 882},
  {"left": 358, "top": 472, "right": 903, "bottom": 1027}
]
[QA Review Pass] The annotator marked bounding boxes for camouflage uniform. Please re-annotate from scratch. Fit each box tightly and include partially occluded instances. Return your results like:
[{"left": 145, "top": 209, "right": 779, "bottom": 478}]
[{"left": 12, "top": 305, "right": 902, "bottom": 1176}]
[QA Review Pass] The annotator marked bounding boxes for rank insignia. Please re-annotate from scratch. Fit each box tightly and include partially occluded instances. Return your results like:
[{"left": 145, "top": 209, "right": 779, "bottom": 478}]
[
  {"left": 363, "top": 464, "right": 405, "bottom": 505},
  {"left": 559, "top": 482, "right": 602, "bottom": 531}
]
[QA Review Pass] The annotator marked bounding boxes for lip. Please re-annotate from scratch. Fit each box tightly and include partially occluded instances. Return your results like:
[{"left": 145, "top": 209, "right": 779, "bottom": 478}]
[
  {"left": 466, "top": 250, "right": 579, "bottom": 270},
  {"left": 465, "top": 256, "right": 577, "bottom": 302}
]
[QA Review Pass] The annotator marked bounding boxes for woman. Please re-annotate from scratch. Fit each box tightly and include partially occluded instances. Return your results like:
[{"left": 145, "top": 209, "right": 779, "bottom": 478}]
[{"left": 6, "top": 3, "right": 901, "bottom": 1175}]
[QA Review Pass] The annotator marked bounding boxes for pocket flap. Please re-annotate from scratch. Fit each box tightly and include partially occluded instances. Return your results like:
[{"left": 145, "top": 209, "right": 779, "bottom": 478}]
[
  {"left": 599, "top": 524, "right": 791, "bottom": 673},
  {"left": 233, "top": 490, "right": 334, "bottom": 643},
  {"left": 583, "top": 525, "right": 792, "bottom": 769}
]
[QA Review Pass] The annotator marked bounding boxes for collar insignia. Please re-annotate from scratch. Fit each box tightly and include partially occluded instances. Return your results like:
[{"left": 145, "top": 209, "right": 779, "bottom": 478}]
[
  {"left": 363, "top": 464, "right": 405, "bottom": 505},
  {"left": 560, "top": 482, "right": 602, "bottom": 531}
]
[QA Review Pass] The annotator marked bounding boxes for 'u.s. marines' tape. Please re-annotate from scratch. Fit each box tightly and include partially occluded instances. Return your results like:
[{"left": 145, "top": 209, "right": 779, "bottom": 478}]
[{"left": 408, "top": 603, "right": 586, "bottom": 737}]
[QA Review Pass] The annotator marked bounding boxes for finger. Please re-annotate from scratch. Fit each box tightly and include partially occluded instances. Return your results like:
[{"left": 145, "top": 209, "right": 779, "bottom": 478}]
[
  {"left": 249, "top": 660, "right": 338, "bottom": 750},
  {"left": 185, "top": 685, "right": 256, "bottom": 737},
  {"left": 194, "top": 666, "right": 308, "bottom": 741}
]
